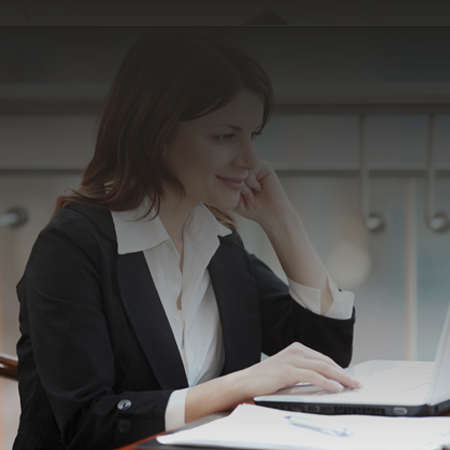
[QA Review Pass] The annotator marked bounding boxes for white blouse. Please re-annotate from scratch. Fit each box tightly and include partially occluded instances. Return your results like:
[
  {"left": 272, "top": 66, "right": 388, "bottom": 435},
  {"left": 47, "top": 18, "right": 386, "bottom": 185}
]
[{"left": 111, "top": 202, "right": 354, "bottom": 430}]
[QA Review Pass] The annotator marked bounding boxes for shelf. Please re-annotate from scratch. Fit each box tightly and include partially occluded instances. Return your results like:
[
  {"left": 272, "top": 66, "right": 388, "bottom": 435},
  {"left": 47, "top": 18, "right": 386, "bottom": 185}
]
[{"left": 3, "top": 82, "right": 450, "bottom": 115}]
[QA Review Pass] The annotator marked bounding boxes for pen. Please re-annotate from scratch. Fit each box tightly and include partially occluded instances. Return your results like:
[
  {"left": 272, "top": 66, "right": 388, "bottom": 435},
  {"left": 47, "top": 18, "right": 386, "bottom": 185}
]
[{"left": 285, "top": 415, "right": 353, "bottom": 437}]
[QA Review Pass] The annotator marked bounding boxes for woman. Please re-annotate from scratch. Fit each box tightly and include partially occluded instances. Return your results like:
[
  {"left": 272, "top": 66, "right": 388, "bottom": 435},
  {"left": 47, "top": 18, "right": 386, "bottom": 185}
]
[{"left": 13, "top": 31, "right": 360, "bottom": 450}]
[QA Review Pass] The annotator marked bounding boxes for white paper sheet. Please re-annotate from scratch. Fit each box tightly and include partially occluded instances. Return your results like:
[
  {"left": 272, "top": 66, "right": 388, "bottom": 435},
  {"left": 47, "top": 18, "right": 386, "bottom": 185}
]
[{"left": 158, "top": 404, "right": 450, "bottom": 450}]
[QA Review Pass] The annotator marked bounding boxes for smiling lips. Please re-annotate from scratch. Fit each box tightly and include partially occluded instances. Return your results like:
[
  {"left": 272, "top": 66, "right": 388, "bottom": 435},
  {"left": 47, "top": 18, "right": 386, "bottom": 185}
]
[{"left": 217, "top": 176, "right": 245, "bottom": 191}]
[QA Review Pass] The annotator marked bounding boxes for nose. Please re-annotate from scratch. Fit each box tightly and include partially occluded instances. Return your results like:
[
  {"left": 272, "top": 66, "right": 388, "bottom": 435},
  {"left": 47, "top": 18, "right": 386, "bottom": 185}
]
[{"left": 234, "top": 140, "right": 260, "bottom": 171}]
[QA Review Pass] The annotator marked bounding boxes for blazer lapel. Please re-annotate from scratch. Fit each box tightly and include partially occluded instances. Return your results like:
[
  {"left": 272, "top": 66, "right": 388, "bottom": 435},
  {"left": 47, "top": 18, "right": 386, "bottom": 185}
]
[
  {"left": 116, "top": 252, "right": 188, "bottom": 390},
  {"left": 208, "top": 238, "right": 262, "bottom": 375}
]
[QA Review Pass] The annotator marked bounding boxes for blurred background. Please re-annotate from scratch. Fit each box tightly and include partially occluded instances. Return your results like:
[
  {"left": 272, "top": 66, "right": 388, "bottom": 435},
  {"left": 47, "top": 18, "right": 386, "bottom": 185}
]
[{"left": 2, "top": 2, "right": 450, "bottom": 448}]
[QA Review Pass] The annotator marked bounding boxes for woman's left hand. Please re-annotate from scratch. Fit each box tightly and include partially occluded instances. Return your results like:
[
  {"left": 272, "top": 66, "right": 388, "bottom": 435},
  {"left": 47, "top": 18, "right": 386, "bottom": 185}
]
[
  {"left": 234, "top": 162, "right": 334, "bottom": 315},
  {"left": 234, "top": 161, "right": 295, "bottom": 226}
]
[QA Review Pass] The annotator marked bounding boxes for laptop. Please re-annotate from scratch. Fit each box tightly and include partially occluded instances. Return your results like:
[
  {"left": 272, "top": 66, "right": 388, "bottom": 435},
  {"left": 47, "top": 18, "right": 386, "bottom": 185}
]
[{"left": 254, "top": 300, "right": 450, "bottom": 417}]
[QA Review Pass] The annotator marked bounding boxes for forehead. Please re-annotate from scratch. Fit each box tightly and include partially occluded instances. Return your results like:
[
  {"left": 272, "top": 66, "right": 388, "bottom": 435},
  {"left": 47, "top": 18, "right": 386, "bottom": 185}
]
[{"left": 190, "top": 90, "right": 264, "bottom": 129}]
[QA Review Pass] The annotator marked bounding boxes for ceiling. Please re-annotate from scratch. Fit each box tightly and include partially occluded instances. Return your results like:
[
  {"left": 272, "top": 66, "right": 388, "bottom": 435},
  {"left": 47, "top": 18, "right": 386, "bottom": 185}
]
[
  {"left": 2, "top": 0, "right": 450, "bottom": 26},
  {"left": 3, "top": 1, "right": 450, "bottom": 114}
]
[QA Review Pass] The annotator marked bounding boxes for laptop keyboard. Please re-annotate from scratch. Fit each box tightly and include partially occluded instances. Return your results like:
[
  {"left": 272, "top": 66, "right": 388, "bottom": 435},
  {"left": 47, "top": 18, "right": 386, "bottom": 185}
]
[{"left": 352, "top": 361, "right": 434, "bottom": 396}]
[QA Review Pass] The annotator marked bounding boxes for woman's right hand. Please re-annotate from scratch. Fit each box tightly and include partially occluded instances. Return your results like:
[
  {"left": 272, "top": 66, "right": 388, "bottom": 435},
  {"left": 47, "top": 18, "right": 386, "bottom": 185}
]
[
  {"left": 185, "top": 342, "right": 362, "bottom": 424},
  {"left": 240, "top": 342, "right": 362, "bottom": 397}
]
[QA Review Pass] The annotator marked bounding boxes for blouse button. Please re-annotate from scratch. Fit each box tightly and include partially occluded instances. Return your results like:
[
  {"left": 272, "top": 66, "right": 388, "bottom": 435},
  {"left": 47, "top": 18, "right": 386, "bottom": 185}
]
[
  {"left": 117, "top": 399, "right": 132, "bottom": 411},
  {"left": 117, "top": 419, "right": 132, "bottom": 433}
]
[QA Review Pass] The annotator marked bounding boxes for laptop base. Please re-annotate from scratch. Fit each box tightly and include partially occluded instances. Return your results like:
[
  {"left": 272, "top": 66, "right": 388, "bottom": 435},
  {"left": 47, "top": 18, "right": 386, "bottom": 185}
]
[{"left": 254, "top": 398, "right": 450, "bottom": 417}]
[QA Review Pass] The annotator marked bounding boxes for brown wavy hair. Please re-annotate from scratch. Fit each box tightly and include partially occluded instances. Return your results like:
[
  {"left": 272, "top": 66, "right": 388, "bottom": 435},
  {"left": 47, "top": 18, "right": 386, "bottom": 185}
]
[{"left": 55, "top": 31, "right": 274, "bottom": 229}]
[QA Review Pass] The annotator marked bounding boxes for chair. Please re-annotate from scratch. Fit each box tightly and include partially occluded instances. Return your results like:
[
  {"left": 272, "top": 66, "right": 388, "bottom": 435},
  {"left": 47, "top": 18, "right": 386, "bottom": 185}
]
[{"left": 0, "top": 353, "right": 18, "bottom": 381}]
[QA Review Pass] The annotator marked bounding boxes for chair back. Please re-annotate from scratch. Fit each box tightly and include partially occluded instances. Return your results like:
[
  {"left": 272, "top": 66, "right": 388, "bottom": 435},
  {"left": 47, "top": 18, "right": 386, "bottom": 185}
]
[{"left": 0, "top": 353, "right": 18, "bottom": 381}]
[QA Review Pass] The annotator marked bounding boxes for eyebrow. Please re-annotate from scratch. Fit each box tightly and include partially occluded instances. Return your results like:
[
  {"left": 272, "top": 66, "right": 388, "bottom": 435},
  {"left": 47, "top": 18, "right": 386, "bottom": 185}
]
[{"left": 214, "top": 124, "right": 262, "bottom": 131}]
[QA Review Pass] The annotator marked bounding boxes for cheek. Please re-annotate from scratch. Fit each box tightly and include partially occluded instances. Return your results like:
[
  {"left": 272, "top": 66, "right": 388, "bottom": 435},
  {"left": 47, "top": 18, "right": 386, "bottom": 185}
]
[
  {"left": 168, "top": 135, "right": 230, "bottom": 181},
  {"left": 189, "top": 147, "right": 227, "bottom": 175},
  {"left": 167, "top": 142, "right": 202, "bottom": 175},
  {"left": 172, "top": 150, "right": 214, "bottom": 188}
]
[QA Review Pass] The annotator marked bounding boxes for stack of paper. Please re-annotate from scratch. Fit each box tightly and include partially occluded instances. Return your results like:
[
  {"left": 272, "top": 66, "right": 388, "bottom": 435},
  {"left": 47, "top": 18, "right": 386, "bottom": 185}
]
[{"left": 158, "top": 404, "right": 450, "bottom": 450}]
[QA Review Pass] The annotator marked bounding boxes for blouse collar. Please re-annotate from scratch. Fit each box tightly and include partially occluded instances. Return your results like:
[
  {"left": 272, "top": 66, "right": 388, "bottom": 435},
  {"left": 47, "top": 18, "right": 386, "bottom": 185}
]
[{"left": 111, "top": 201, "right": 232, "bottom": 255}]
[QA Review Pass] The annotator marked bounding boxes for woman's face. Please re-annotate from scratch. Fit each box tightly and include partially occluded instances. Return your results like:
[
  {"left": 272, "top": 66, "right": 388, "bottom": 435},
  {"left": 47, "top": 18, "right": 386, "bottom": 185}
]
[{"left": 166, "top": 89, "right": 264, "bottom": 211}]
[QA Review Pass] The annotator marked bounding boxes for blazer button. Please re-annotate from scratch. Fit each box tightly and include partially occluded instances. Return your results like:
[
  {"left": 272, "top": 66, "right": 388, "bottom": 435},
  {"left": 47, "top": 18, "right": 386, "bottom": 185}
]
[
  {"left": 117, "top": 399, "right": 132, "bottom": 411},
  {"left": 117, "top": 419, "right": 132, "bottom": 434}
]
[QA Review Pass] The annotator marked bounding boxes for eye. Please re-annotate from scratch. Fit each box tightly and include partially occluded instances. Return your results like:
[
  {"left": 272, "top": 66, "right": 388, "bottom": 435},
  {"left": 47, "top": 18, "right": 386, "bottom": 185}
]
[
  {"left": 215, "top": 134, "right": 235, "bottom": 142},
  {"left": 251, "top": 131, "right": 263, "bottom": 140}
]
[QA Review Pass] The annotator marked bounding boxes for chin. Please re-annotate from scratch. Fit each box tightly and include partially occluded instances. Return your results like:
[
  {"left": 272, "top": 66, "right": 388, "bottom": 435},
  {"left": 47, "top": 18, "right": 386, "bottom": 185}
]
[{"left": 208, "top": 195, "right": 241, "bottom": 211}]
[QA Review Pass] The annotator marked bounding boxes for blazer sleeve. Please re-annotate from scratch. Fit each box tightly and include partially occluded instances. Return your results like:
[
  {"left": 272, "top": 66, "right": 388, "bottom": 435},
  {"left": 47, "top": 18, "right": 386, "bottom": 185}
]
[
  {"left": 16, "top": 210, "right": 173, "bottom": 450},
  {"left": 250, "top": 252, "right": 355, "bottom": 368}
]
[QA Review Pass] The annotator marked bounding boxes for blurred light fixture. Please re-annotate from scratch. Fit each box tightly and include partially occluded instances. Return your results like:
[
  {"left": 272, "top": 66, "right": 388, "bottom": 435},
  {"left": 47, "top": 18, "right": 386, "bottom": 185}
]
[
  {"left": 0, "top": 206, "right": 29, "bottom": 228},
  {"left": 359, "top": 114, "right": 387, "bottom": 233},
  {"left": 425, "top": 114, "right": 450, "bottom": 233},
  {"left": 327, "top": 242, "right": 372, "bottom": 288}
]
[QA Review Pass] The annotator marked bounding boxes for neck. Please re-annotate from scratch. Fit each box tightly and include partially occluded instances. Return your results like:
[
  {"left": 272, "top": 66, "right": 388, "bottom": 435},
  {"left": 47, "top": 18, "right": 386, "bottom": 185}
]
[{"left": 157, "top": 191, "right": 198, "bottom": 250}]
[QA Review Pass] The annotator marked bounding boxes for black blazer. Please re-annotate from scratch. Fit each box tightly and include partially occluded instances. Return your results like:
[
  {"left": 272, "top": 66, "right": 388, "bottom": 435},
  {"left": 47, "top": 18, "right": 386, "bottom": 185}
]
[{"left": 13, "top": 204, "right": 355, "bottom": 450}]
